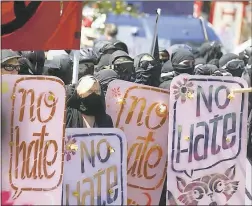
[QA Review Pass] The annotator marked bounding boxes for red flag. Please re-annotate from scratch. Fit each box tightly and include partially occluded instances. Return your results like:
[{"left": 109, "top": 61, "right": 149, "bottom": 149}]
[{"left": 1, "top": 1, "right": 82, "bottom": 50}]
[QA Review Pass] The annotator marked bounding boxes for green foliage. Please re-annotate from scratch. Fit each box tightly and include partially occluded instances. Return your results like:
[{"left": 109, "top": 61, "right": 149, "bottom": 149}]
[{"left": 86, "top": 0, "right": 140, "bottom": 17}]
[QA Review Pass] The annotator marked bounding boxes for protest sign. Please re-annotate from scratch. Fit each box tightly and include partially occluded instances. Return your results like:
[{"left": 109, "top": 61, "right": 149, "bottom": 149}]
[
  {"left": 63, "top": 128, "right": 127, "bottom": 205},
  {"left": 1, "top": 75, "right": 66, "bottom": 205},
  {"left": 105, "top": 80, "right": 169, "bottom": 205},
  {"left": 167, "top": 75, "right": 248, "bottom": 205},
  {"left": 1, "top": 1, "right": 82, "bottom": 50}
]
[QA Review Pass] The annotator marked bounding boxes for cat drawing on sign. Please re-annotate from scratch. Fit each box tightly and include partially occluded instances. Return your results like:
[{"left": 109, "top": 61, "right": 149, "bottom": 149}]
[{"left": 176, "top": 165, "right": 239, "bottom": 205}]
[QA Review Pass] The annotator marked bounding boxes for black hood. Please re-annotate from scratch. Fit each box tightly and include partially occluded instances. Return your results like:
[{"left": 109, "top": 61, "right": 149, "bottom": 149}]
[
  {"left": 21, "top": 51, "right": 45, "bottom": 75},
  {"left": 93, "top": 40, "right": 117, "bottom": 61},
  {"left": 111, "top": 40, "right": 129, "bottom": 54},
  {"left": 94, "top": 69, "right": 118, "bottom": 95},
  {"left": 199, "top": 41, "right": 223, "bottom": 63},
  {"left": 171, "top": 48, "right": 194, "bottom": 74},
  {"left": 95, "top": 54, "right": 111, "bottom": 72},
  {"left": 18, "top": 57, "right": 35, "bottom": 75},
  {"left": 194, "top": 64, "right": 219, "bottom": 75},
  {"left": 134, "top": 53, "right": 161, "bottom": 87},
  {"left": 109, "top": 50, "right": 134, "bottom": 81},
  {"left": 219, "top": 53, "right": 245, "bottom": 77},
  {"left": 43, "top": 54, "right": 73, "bottom": 84}
]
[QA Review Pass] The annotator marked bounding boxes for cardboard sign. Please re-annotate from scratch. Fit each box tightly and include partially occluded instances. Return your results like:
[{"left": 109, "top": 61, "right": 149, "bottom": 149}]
[
  {"left": 1, "top": 1, "right": 82, "bottom": 50},
  {"left": 62, "top": 128, "right": 127, "bottom": 205},
  {"left": 105, "top": 80, "right": 169, "bottom": 205},
  {"left": 167, "top": 75, "right": 248, "bottom": 205},
  {"left": 1, "top": 75, "right": 66, "bottom": 205}
]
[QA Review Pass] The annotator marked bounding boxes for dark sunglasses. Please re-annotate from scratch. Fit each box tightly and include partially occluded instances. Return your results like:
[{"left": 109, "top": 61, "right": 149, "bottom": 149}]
[{"left": 1, "top": 64, "right": 20, "bottom": 71}]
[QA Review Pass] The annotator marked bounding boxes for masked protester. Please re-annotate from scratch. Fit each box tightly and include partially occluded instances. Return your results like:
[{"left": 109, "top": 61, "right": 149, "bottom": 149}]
[
  {"left": 159, "top": 48, "right": 194, "bottom": 89},
  {"left": 133, "top": 53, "right": 161, "bottom": 87},
  {"left": 18, "top": 57, "right": 36, "bottom": 75},
  {"left": 1, "top": 49, "right": 21, "bottom": 75},
  {"left": 74, "top": 48, "right": 96, "bottom": 79},
  {"left": 95, "top": 54, "right": 111, "bottom": 73},
  {"left": 194, "top": 64, "right": 231, "bottom": 76},
  {"left": 66, "top": 75, "right": 113, "bottom": 128},
  {"left": 159, "top": 47, "right": 170, "bottom": 65},
  {"left": 109, "top": 50, "right": 134, "bottom": 81},
  {"left": 169, "top": 44, "right": 193, "bottom": 55},
  {"left": 112, "top": 40, "right": 129, "bottom": 54},
  {"left": 21, "top": 51, "right": 45, "bottom": 75},
  {"left": 199, "top": 41, "right": 223, "bottom": 63},
  {"left": 43, "top": 54, "right": 73, "bottom": 85},
  {"left": 93, "top": 40, "right": 117, "bottom": 62},
  {"left": 94, "top": 69, "right": 118, "bottom": 95},
  {"left": 219, "top": 53, "right": 245, "bottom": 77}
]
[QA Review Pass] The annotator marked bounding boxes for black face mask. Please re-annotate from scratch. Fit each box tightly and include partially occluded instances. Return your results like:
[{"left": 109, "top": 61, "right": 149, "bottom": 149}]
[
  {"left": 113, "top": 61, "right": 134, "bottom": 81},
  {"left": 78, "top": 93, "right": 105, "bottom": 116}
]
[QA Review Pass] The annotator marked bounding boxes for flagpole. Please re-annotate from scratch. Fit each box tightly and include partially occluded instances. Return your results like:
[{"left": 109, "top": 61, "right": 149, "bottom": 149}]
[
  {"left": 72, "top": 50, "right": 80, "bottom": 84},
  {"left": 150, "top": 8, "right": 161, "bottom": 56}
]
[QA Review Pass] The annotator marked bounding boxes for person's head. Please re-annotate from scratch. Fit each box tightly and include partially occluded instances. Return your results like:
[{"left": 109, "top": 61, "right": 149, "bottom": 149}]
[
  {"left": 104, "top": 24, "right": 118, "bottom": 39},
  {"left": 110, "top": 50, "right": 134, "bottom": 81},
  {"left": 77, "top": 48, "right": 96, "bottom": 79},
  {"left": 134, "top": 53, "right": 161, "bottom": 87},
  {"left": 194, "top": 64, "right": 219, "bottom": 76},
  {"left": 76, "top": 75, "right": 105, "bottom": 116},
  {"left": 43, "top": 54, "right": 73, "bottom": 84},
  {"left": 21, "top": 51, "right": 45, "bottom": 75},
  {"left": 171, "top": 48, "right": 195, "bottom": 75},
  {"left": 95, "top": 54, "right": 112, "bottom": 73},
  {"left": 1, "top": 49, "right": 21, "bottom": 75},
  {"left": 112, "top": 40, "right": 129, "bottom": 54},
  {"left": 159, "top": 47, "right": 170, "bottom": 65},
  {"left": 199, "top": 41, "right": 223, "bottom": 63},
  {"left": 93, "top": 40, "right": 117, "bottom": 62},
  {"left": 94, "top": 69, "right": 118, "bottom": 95},
  {"left": 18, "top": 57, "right": 36, "bottom": 75},
  {"left": 219, "top": 53, "right": 245, "bottom": 77}
]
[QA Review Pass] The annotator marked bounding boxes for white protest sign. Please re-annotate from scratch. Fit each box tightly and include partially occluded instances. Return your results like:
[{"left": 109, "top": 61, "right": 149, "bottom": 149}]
[
  {"left": 167, "top": 75, "right": 248, "bottom": 205},
  {"left": 63, "top": 128, "right": 127, "bottom": 205}
]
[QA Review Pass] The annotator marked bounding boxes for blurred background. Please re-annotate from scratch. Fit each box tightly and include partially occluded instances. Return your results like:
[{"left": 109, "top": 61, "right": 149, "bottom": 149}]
[{"left": 80, "top": 0, "right": 252, "bottom": 56}]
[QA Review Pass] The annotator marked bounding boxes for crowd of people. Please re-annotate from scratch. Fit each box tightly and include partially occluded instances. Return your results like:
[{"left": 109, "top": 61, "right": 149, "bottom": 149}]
[
  {"left": 1, "top": 38, "right": 252, "bottom": 205},
  {"left": 1, "top": 39, "right": 252, "bottom": 155}
]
